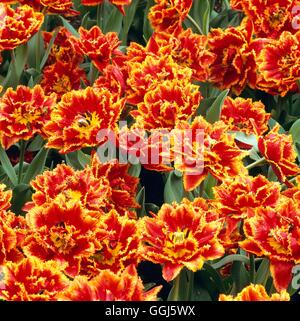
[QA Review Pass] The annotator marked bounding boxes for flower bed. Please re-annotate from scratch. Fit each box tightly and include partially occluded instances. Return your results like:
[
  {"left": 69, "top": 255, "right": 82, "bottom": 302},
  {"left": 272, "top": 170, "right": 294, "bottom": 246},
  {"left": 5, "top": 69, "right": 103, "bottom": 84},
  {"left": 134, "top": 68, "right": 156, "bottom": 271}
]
[{"left": 0, "top": 0, "right": 299, "bottom": 302}]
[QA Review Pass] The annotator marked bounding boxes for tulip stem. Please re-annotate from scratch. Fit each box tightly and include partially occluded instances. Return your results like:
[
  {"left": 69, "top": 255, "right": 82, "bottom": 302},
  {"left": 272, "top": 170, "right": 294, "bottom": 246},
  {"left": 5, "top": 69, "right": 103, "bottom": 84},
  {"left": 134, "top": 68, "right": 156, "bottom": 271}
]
[
  {"left": 186, "top": 14, "right": 204, "bottom": 35},
  {"left": 246, "top": 158, "right": 266, "bottom": 170},
  {"left": 18, "top": 140, "right": 26, "bottom": 184}
]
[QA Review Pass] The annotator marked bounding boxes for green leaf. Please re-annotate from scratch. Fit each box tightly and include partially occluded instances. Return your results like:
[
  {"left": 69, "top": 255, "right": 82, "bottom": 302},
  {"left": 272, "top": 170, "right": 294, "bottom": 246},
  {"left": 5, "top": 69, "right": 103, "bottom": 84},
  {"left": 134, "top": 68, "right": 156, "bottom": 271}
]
[
  {"left": 268, "top": 118, "right": 285, "bottom": 134},
  {"left": 14, "top": 162, "right": 29, "bottom": 182},
  {"left": 248, "top": 146, "right": 261, "bottom": 161},
  {"left": 196, "top": 97, "right": 216, "bottom": 116},
  {"left": 14, "top": 44, "right": 29, "bottom": 79},
  {"left": 255, "top": 258, "right": 270, "bottom": 286},
  {"left": 10, "top": 184, "right": 32, "bottom": 215},
  {"left": 192, "top": 269, "right": 217, "bottom": 300},
  {"left": 27, "top": 135, "right": 45, "bottom": 152},
  {"left": 39, "top": 28, "right": 59, "bottom": 71},
  {"left": 65, "top": 150, "right": 90, "bottom": 170},
  {"left": 2, "top": 44, "right": 28, "bottom": 89},
  {"left": 191, "top": 0, "right": 210, "bottom": 35},
  {"left": 81, "top": 11, "right": 90, "bottom": 29},
  {"left": 104, "top": 6, "right": 123, "bottom": 34},
  {"left": 231, "top": 261, "right": 250, "bottom": 294},
  {"left": 211, "top": 254, "right": 250, "bottom": 270},
  {"left": 135, "top": 187, "right": 146, "bottom": 218},
  {"left": 199, "top": 82, "right": 221, "bottom": 99},
  {"left": 144, "top": 202, "right": 159, "bottom": 214},
  {"left": 203, "top": 263, "right": 226, "bottom": 293},
  {"left": 290, "top": 119, "right": 300, "bottom": 143},
  {"left": 203, "top": 173, "right": 217, "bottom": 199},
  {"left": 168, "top": 269, "right": 194, "bottom": 301},
  {"left": 60, "top": 16, "right": 79, "bottom": 37},
  {"left": 206, "top": 89, "right": 229, "bottom": 123},
  {"left": 210, "top": 9, "right": 230, "bottom": 29},
  {"left": 28, "top": 76, "right": 35, "bottom": 88},
  {"left": 191, "top": 284, "right": 212, "bottom": 301},
  {"left": 22, "top": 148, "right": 49, "bottom": 184},
  {"left": 121, "top": 0, "right": 139, "bottom": 44},
  {"left": 0, "top": 146, "right": 18, "bottom": 186},
  {"left": 143, "top": 0, "right": 155, "bottom": 42},
  {"left": 232, "top": 132, "right": 258, "bottom": 149},
  {"left": 128, "top": 162, "right": 141, "bottom": 178},
  {"left": 164, "top": 171, "right": 193, "bottom": 204},
  {"left": 0, "top": 165, "right": 12, "bottom": 186},
  {"left": 77, "top": 150, "right": 91, "bottom": 168},
  {"left": 88, "top": 63, "right": 99, "bottom": 84},
  {"left": 295, "top": 142, "right": 300, "bottom": 162},
  {"left": 144, "top": 282, "right": 158, "bottom": 292},
  {"left": 267, "top": 166, "right": 278, "bottom": 182}
]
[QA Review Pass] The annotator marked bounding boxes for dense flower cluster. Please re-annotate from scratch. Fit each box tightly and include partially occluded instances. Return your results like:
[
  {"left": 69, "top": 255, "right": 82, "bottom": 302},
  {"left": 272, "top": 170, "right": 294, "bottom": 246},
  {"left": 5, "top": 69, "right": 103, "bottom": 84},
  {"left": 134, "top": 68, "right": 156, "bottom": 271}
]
[{"left": 0, "top": 0, "right": 299, "bottom": 302}]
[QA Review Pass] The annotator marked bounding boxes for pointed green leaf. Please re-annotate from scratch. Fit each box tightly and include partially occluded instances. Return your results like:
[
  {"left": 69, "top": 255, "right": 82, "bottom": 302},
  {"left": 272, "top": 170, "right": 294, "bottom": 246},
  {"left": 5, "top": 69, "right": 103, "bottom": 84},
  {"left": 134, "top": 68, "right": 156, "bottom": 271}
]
[
  {"left": 27, "top": 135, "right": 45, "bottom": 152},
  {"left": 104, "top": 6, "right": 123, "bottom": 34},
  {"left": 295, "top": 142, "right": 300, "bottom": 162},
  {"left": 136, "top": 187, "right": 146, "bottom": 218},
  {"left": 77, "top": 150, "right": 91, "bottom": 168},
  {"left": 248, "top": 146, "right": 261, "bottom": 161},
  {"left": 164, "top": 171, "right": 193, "bottom": 204},
  {"left": 144, "top": 203, "right": 159, "bottom": 214},
  {"left": 191, "top": 0, "right": 210, "bottom": 35},
  {"left": 65, "top": 150, "right": 90, "bottom": 170},
  {"left": 143, "top": 0, "right": 155, "bottom": 41},
  {"left": 121, "top": 0, "right": 139, "bottom": 44},
  {"left": 268, "top": 118, "right": 285, "bottom": 133},
  {"left": 203, "top": 263, "right": 226, "bottom": 293},
  {"left": 267, "top": 166, "right": 278, "bottom": 182},
  {"left": 206, "top": 89, "right": 229, "bottom": 123},
  {"left": 255, "top": 258, "right": 270, "bottom": 286},
  {"left": 28, "top": 76, "right": 35, "bottom": 88},
  {"left": 81, "top": 11, "right": 90, "bottom": 29},
  {"left": 168, "top": 269, "right": 194, "bottom": 301},
  {"left": 290, "top": 119, "right": 300, "bottom": 143},
  {"left": 0, "top": 146, "right": 18, "bottom": 186},
  {"left": 211, "top": 254, "right": 250, "bottom": 270},
  {"left": 2, "top": 44, "right": 28, "bottom": 90},
  {"left": 203, "top": 173, "right": 217, "bottom": 199},
  {"left": 39, "top": 28, "right": 59, "bottom": 71},
  {"left": 128, "top": 162, "right": 141, "bottom": 177},
  {"left": 10, "top": 183, "right": 32, "bottom": 215},
  {"left": 22, "top": 148, "right": 49, "bottom": 184},
  {"left": 60, "top": 16, "right": 79, "bottom": 37},
  {"left": 232, "top": 132, "right": 258, "bottom": 148}
]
